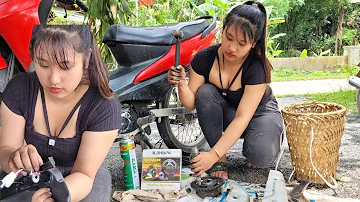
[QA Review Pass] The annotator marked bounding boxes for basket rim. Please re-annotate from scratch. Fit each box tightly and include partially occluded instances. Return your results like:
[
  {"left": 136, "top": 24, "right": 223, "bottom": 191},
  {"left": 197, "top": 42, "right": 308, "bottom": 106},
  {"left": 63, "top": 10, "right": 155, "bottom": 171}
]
[{"left": 281, "top": 101, "right": 347, "bottom": 116}]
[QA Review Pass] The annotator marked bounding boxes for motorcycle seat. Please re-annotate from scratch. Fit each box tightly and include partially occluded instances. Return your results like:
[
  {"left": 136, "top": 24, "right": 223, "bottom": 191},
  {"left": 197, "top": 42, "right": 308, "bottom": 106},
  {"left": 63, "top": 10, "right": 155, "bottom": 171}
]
[{"left": 103, "top": 19, "right": 209, "bottom": 45}]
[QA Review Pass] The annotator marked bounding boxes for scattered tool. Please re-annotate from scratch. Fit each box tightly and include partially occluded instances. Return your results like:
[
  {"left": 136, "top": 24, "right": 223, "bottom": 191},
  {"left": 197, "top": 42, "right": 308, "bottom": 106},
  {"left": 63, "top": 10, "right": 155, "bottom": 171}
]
[{"left": 288, "top": 180, "right": 312, "bottom": 202}]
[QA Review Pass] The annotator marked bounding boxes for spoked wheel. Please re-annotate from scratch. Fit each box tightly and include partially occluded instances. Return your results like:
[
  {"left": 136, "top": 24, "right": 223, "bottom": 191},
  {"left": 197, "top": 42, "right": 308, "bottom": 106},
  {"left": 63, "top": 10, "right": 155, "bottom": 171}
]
[
  {"left": 157, "top": 86, "right": 206, "bottom": 154},
  {"left": 356, "top": 89, "right": 360, "bottom": 113},
  {"left": 0, "top": 53, "right": 19, "bottom": 100}
]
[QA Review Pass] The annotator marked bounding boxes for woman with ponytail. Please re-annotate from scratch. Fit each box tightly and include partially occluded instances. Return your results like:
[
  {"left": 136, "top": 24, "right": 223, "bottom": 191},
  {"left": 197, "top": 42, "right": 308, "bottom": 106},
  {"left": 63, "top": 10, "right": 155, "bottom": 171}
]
[
  {"left": 0, "top": 25, "right": 121, "bottom": 201},
  {"left": 168, "top": 1, "right": 284, "bottom": 179}
]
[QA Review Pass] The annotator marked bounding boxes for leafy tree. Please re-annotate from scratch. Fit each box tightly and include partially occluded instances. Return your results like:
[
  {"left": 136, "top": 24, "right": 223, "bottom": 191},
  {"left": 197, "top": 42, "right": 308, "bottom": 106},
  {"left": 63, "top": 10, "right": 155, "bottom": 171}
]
[
  {"left": 272, "top": 0, "right": 360, "bottom": 56},
  {"left": 85, "top": 0, "right": 133, "bottom": 63},
  {"left": 263, "top": 0, "right": 290, "bottom": 18},
  {"left": 344, "top": 3, "right": 360, "bottom": 45}
]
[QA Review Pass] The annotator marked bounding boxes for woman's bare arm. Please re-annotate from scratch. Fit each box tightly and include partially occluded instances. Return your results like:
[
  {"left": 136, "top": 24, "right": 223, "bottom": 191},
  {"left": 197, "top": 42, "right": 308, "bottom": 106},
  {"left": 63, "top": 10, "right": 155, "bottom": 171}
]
[
  {"left": 178, "top": 67, "right": 205, "bottom": 110},
  {"left": 0, "top": 102, "right": 26, "bottom": 172},
  {"left": 64, "top": 130, "right": 117, "bottom": 202}
]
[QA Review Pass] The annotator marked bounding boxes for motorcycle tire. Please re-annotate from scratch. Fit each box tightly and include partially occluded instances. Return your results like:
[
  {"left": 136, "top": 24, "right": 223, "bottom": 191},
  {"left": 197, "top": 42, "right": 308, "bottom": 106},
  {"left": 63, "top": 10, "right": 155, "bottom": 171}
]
[{"left": 156, "top": 86, "right": 206, "bottom": 154}]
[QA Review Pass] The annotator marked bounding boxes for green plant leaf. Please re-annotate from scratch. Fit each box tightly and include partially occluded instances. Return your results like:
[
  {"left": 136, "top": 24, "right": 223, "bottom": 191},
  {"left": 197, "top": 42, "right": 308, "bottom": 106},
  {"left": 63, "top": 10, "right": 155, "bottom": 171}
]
[
  {"left": 320, "top": 49, "right": 331, "bottom": 56},
  {"left": 270, "top": 33, "right": 286, "bottom": 40},
  {"left": 300, "top": 49, "right": 308, "bottom": 57},
  {"left": 97, "top": 0, "right": 104, "bottom": 13},
  {"left": 120, "top": 0, "right": 132, "bottom": 16},
  {"left": 273, "top": 50, "right": 283, "bottom": 55}
]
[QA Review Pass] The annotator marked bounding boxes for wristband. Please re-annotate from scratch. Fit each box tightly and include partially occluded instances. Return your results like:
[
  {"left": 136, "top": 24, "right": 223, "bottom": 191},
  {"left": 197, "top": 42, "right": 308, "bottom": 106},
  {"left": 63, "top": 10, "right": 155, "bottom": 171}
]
[{"left": 211, "top": 148, "right": 222, "bottom": 159}]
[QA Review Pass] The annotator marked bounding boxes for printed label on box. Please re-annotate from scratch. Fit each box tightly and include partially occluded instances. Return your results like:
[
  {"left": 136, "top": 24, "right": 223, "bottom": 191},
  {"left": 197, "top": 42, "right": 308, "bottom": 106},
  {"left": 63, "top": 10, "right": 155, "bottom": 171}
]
[{"left": 141, "top": 149, "right": 182, "bottom": 190}]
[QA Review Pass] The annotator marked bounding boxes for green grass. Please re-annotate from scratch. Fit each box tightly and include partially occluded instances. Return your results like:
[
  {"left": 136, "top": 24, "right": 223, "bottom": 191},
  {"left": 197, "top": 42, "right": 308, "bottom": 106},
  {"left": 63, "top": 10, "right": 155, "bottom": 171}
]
[
  {"left": 272, "top": 65, "right": 360, "bottom": 82},
  {"left": 304, "top": 89, "right": 358, "bottom": 113}
]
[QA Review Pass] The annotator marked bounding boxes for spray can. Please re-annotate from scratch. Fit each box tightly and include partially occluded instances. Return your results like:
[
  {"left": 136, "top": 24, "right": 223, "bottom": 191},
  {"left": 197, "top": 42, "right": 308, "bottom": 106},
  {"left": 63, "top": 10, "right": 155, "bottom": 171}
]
[{"left": 120, "top": 138, "right": 140, "bottom": 190}]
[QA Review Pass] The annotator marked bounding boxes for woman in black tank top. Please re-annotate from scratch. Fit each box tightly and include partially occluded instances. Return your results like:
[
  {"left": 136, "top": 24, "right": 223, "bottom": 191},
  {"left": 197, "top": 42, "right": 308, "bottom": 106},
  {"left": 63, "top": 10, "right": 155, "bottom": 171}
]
[
  {"left": 168, "top": 1, "right": 284, "bottom": 180},
  {"left": 0, "top": 25, "right": 121, "bottom": 201}
]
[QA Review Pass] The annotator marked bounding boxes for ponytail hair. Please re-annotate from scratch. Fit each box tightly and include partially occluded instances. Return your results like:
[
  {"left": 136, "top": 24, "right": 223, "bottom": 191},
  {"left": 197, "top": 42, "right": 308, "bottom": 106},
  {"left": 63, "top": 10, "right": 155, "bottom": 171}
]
[
  {"left": 85, "top": 31, "right": 114, "bottom": 98},
  {"left": 30, "top": 25, "right": 114, "bottom": 98},
  {"left": 223, "top": 1, "right": 272, "bottom": 83}
]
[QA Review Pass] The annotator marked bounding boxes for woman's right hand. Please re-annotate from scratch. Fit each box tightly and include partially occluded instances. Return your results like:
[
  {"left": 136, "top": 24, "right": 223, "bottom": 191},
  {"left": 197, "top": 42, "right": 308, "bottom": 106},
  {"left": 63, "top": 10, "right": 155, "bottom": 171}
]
[
  {"left": 8, "top": 144, "right": 43, "bottom": 175},
  {"left": 168, "top": 65, "right": 186, "bottom": 87}
]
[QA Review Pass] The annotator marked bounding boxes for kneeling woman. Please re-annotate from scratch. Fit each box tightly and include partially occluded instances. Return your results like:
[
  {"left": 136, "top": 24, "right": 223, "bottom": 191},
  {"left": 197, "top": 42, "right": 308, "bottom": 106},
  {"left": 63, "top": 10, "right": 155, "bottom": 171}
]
[
  {"left": 168, "top": 1, "right": 284, "bottom": 179},
  {"left": 0, "top": 25, "right": 121, "bottom": 201}
]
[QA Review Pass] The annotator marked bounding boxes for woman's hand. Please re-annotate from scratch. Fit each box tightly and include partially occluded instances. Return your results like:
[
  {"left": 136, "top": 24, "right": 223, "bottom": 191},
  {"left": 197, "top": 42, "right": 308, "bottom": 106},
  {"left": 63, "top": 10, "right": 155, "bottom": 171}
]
[
  {"left": 190, "top": 151, "right": 219, "bottom": 176},
  {"left": 32, "top": 188, "right": 54, "bottom": 202},
  {"left": 8, "top": 144, "right": 43, "bottom": 175},
  {"left": 167, "top": 65, "right": 186, "bottom": 87}
]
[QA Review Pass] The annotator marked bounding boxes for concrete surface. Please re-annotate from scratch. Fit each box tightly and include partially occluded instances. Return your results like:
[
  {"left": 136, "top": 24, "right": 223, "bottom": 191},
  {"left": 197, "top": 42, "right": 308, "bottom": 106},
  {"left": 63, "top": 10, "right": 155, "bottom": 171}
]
[
  {"left": 270, "top": 79, "right": 356, "bottom": 96},
  {"left": 270, "top": 56, "right": 348, "bottom": 70}
]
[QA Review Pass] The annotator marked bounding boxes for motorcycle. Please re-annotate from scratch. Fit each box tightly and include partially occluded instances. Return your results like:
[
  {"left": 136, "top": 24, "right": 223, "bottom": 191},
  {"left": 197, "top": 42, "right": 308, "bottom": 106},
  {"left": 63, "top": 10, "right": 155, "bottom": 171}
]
[
  {"left": 0, "top": 0, "right": 217, "bottom": 154},
  {"left": 348, "top": 69, "right": 360, "bottom": 112}
]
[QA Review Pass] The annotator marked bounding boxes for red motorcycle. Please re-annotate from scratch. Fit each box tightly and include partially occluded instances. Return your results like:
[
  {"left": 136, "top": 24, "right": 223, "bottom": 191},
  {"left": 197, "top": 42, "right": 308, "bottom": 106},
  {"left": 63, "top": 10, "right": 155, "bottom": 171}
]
[{"left": 0, "top": 0, "right": 218, "bottom": 153}]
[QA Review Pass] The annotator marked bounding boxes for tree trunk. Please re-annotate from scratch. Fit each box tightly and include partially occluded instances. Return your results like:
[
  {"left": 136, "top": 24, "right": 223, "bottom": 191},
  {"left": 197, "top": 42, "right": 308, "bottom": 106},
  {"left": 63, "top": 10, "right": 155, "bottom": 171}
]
[{"left": 335, "top": 4, "right": 344, "bottom": 55}]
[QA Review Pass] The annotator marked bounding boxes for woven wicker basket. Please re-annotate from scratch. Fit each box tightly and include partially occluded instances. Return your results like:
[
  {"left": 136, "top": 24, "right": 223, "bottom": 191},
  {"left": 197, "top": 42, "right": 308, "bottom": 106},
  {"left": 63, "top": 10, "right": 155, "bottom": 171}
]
[{"left": 281, "top": 102, "right": 346, "bottom": 184}]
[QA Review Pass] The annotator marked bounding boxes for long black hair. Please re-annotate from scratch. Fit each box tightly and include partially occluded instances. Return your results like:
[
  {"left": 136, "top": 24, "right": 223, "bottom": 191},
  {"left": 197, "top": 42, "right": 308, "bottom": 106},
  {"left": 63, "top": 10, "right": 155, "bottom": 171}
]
[
  {"left": 30, "top": 25, "right": 113, "bottom": 98},
  {"left": 223, "top": 1, "right": 272, "bottom": 83}
]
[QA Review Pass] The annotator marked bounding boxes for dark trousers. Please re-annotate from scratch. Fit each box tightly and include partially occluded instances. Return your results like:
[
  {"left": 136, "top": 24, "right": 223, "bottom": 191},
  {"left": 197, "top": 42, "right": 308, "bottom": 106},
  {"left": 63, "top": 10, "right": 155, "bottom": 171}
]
[{"left": 195, "top": 83, "right": 284, "bottom": 168}]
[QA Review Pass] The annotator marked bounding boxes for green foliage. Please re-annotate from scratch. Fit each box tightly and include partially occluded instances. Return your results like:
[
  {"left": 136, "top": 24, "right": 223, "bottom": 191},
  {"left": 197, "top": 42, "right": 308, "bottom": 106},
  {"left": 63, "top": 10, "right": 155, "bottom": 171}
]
[
  {"left": 312, "top": 49, "right": 331, "bottom": 57},
  {"left": 267, "top": 33, "right": 286, "bottom": 58},
  {"left": 48, "top": 15, "right": 73, "bottom": 25},
  {"left": 344, "top": 4, "right": 360, "bottom": 45},
  {"left": 273, "top": 0, "right": 355, "bottom": 56},
  {"left": 267, "top": 16, "right": 286, "bottom": 58},
  {"left": 85, "top": 0, "right": 133, "bottom": 63},
  {"left": 197, "top": 0, "right": 241, "bottom": 22},
  {"left": 309, "top": 36, "right": 336, "bottom": 56},
  {"left": 130, "top": 0, "right": 197, "bottom": 26},
  {"left": 48, "top": 10, "right": 82, "bottom": 25},
  {"left": 263, "top": 0, "right": 290, "bottom": 18},
  {"left": 340, "top": 28, "right": 357, "bottom": 46}
]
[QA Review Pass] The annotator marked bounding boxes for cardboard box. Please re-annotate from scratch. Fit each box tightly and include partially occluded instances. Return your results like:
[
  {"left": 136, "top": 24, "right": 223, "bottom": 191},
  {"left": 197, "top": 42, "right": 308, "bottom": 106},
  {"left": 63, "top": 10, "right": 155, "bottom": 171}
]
[{"left": 141, "top": 149, "right": 182, "bottom": 190}]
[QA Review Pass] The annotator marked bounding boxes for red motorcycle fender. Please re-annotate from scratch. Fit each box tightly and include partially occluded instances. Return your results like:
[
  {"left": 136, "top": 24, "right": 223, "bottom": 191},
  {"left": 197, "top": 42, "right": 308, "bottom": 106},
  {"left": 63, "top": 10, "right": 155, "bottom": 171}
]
[
  {"left": 0, "top": 0, "right": 42, "bottom": 71},
  {"left": 133, "top": 27, "right": 218, "bottom": 83}
]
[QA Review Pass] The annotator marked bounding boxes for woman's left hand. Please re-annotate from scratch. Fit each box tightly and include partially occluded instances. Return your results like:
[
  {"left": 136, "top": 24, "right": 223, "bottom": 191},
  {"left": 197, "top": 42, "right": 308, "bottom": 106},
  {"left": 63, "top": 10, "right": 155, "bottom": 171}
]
[
  {"left": 190, "top": 151, "right": 219, "bottom": 176},
  {"left": 32, "top": 188, "right": 54, "bottom": 202}
]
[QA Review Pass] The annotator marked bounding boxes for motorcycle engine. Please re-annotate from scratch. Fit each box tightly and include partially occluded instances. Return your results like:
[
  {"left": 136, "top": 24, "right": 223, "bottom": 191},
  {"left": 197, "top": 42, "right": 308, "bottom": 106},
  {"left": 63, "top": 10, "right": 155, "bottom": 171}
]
[{"left": 120, "top": 105, "right": 138, "bottom": 134}]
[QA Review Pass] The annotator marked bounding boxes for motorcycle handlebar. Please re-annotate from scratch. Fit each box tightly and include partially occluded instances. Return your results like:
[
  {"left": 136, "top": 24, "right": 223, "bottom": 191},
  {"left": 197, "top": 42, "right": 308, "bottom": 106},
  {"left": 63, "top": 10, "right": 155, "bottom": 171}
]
[{"left": 75, "top": 0, "right": 89, "bottom": 12}]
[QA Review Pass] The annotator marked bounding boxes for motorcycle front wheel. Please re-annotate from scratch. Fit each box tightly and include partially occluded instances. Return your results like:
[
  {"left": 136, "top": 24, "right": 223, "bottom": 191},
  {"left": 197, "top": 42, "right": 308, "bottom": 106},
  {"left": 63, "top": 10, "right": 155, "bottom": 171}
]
[{"left": 156, "top": 86, "right": 206, "bottom": 154}]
